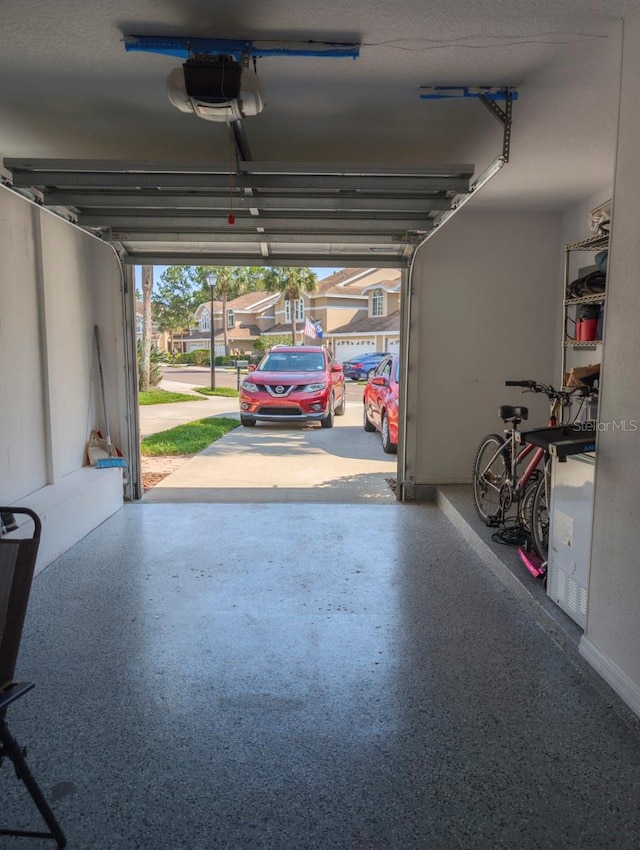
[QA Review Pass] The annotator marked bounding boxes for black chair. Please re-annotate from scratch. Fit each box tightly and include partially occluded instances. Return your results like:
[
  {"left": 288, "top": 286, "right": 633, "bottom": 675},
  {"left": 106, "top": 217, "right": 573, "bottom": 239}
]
[{"left": 0, "top": 506, "right": 66, "bottom": 848}]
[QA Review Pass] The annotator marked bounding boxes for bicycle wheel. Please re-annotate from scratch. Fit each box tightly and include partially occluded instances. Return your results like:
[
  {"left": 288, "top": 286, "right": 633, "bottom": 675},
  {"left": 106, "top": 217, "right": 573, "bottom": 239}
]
[
  {"left": 531, "top": 461, "right": 552, "bottom": 561},
  {"left": 519, "top": 469, "right": 542, "bottom": 532},
  {"left": 472, "top": 434, "right": 509, "bottom": 523}
]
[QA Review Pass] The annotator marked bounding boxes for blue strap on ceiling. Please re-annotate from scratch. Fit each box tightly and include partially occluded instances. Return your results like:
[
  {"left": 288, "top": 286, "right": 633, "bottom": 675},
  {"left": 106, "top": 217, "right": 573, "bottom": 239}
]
[
  {"left": 420, "top": 86, "right": 518, "bottom": 101},
  {"left": 123, "top": 35, "right": 360, "bottom": 61}
]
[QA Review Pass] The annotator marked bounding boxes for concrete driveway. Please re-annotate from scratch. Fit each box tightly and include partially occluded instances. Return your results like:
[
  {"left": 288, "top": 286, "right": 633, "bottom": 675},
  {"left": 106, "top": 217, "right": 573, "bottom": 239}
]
[{"left": 141, "top": 374, "right": 397, "bottom": 503}]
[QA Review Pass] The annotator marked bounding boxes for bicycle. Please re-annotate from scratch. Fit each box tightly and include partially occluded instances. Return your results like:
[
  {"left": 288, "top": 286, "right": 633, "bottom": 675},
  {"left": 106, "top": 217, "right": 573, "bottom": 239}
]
[{"left": 471, "top": 380, "right": 586, "bottom": 565}]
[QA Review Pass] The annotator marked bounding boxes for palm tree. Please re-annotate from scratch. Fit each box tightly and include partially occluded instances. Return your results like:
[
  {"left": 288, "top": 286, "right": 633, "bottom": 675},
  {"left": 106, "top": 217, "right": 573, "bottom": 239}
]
[
  {"left": 264, "top": 267, "right": 318, "bottom": 345},
  {"left": 139, "top": 265, "right": 153, "bottom": 391}
]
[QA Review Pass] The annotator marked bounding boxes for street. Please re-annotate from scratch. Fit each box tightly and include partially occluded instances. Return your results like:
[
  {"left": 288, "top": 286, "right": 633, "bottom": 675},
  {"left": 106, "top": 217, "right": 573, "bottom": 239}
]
[{"left": 161, "top": 364, "right": 248, "bottom": 392}]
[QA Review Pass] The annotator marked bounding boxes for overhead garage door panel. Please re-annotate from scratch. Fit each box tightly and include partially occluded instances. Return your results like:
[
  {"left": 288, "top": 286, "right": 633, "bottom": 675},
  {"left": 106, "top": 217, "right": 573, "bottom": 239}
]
[{"left": 3, "top": 159, "right": 474, "bottom": 268}]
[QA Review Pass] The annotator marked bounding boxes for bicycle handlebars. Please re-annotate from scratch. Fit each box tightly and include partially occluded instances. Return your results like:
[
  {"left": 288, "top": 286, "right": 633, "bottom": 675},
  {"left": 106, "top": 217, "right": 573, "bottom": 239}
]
[{"left": 505, "top": 380, "right": 591, "bottom": 400}]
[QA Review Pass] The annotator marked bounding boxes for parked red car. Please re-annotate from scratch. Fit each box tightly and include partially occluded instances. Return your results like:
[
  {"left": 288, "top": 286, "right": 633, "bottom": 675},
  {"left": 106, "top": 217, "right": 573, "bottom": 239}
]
[
  {"left": 239, "top": 345, "right": 345, "bottom": 428},
  {"left": 363, "top": 354, "right": 400, "bottom": 453}
]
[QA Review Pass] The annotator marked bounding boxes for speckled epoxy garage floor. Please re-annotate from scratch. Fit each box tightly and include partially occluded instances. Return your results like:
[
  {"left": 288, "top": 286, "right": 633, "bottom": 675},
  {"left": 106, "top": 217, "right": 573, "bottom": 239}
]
[{"left": 3, "top": 503, "right": 640, "bottom": 849}]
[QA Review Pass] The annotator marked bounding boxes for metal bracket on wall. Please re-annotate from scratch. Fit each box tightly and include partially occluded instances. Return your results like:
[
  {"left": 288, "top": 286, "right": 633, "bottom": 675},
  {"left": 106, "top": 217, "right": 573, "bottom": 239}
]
[
  {"left": 420, "top": 86, "right": 516, "bottom": 163},
  {"left": 478, "top": 90, "right": 514, "bottom": 162}
]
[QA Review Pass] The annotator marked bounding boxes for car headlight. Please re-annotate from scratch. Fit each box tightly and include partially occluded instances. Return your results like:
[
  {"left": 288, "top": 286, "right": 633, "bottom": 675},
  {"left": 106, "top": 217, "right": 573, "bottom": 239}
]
[
  {"left": 242, "top": 381, "right": 259, "bottom": 392},
  {"left": 305, "top": 382, "right": 327, "bottom": 392}
]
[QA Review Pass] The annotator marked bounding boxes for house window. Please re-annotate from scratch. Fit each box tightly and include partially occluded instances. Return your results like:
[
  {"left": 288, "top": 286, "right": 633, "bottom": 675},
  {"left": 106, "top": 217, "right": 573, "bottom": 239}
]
[
  {"left": 201, "top": 309, "right": 210, "bottom": 332},
  {"left": 285, "top": 298, "right": 304, "bottom": 323},
  {"left": 372, "top": 289, "right": 384, "bottom": 317},
  {"left": 227, "top": 309, "right": 234, "bottom": 330},
  {"left": 135, "top": 314, "right": 143, "bottom": 334}
]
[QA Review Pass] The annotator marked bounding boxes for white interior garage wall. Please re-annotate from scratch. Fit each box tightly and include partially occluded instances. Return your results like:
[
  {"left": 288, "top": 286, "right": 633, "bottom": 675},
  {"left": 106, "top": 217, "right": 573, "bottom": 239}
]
[
  {"left": 580, "top": 9, "right": 640, "bottom": 717},
  {"left": 0, "top": 185, "right": 125, "bottom": 571},
  {"left": 1, "top": 193, "right": 47, "bottom": 495},
  {"left": 405, "top": 210, "right": 561, "bottom": 494}
]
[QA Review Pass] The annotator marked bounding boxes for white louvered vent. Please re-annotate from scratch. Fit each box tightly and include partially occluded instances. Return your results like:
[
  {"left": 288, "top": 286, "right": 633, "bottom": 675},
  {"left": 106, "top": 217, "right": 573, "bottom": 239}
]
[
  {"left": 553, "top": 567, "right": 588, "bottom": 628},
  {"left": 556, "top": 570, "right": 566, "bottom": 604},
  {"left": 579, "top": 587, "right": 588, "bottom": 616}
]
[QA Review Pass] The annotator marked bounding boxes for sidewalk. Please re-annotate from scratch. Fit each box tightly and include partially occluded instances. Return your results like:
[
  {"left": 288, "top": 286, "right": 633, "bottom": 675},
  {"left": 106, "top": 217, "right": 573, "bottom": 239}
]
[{"left": 139, "top": 379, "right": 239, "bottom": 438}]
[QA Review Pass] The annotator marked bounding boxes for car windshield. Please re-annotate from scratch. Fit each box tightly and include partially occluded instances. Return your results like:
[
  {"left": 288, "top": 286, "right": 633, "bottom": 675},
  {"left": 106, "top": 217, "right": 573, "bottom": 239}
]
[{"left": 259, "top": 351, "right": 325, "bottom": 372}]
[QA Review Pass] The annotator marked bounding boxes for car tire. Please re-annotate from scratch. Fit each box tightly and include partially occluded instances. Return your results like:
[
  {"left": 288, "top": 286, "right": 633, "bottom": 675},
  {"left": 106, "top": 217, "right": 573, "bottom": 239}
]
[
  {"left": 381, "top": 413, "right": 397, "bottom": 454},
  {"left": 240, "top": 415, "right": 256, "bottom": 427},
  {"left": 363, "top": 404, "right": 376, "bottom": 432},
  {"left": 320, "top": 395, "right": 335, "bottom": 428},
  {"left": 335, "top": 390, "right": 346, "bottom": 416}
]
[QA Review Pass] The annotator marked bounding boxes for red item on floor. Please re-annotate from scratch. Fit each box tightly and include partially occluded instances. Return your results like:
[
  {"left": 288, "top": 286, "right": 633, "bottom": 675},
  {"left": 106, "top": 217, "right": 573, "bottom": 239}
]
[{"left": 518, "top": 546, "right": 545, "bottom": 578}]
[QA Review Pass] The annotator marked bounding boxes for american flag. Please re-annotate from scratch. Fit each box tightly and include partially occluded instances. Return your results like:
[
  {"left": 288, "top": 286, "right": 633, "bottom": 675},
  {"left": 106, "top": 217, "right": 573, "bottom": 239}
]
[{"left": 304, "top": 317, "right": 317, "bottom": 338}]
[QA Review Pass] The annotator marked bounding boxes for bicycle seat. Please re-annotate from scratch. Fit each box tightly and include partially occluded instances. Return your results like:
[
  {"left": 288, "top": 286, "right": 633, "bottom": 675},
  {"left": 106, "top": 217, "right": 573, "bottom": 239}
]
[{"left": 499, "top": 405, "right": 529, "bottom": 423}]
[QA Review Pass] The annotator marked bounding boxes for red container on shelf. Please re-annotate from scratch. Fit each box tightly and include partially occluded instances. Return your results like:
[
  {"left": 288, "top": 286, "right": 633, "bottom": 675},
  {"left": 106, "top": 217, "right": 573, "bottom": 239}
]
[{"left": 576, "top": 318, "right": 598, "bottom": 341}]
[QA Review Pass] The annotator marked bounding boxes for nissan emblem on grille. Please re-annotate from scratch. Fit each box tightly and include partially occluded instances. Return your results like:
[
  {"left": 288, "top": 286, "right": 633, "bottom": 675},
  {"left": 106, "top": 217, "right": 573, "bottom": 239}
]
[{"left": 275, "top": 386, "right": 285, "bottom": 394}]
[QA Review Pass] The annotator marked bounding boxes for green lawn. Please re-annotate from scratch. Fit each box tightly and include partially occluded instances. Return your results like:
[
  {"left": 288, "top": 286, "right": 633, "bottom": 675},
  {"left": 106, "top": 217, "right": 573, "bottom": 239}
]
[
  {"left": 193, "top": 386, "right": 240, "bottom": 398},
  {"left": 139, "top": 388, "right": 203, "bottom": 405},
  {"left": 141, "top": 417, "right": 240, "bottom": 456}
]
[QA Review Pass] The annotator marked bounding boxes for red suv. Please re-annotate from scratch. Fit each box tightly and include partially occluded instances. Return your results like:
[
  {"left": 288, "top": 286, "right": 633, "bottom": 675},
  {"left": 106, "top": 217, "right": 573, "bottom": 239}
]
[{"left": 239, "top": 346, "right": 345, "bottom": 428}]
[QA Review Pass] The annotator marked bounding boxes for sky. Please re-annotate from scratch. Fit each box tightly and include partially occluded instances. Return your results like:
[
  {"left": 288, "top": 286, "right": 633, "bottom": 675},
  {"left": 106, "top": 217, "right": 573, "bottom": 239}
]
[{"left": 133, "top": 265, "right": 334, "bottom": 291}]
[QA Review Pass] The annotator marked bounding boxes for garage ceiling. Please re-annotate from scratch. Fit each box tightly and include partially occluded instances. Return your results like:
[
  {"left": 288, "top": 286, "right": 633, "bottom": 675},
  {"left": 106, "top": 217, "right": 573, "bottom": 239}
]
[{"left": 0, "top": 1, "right": 631, "bottom": 266}]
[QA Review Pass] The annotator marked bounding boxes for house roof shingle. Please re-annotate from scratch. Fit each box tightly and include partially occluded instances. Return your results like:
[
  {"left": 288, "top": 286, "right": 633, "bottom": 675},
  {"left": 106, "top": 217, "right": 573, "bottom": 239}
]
[
  {"left": 194, "top": 290, "right": 279, "bottom": 316},
  {"left": 263, "top": 322, "right": 305, "bottom": 335},
  {"left": 227, "top": 290, "right": 280, "bottom": 311},
  {"left": 227, "top": 324, "right": 262, "bottom": 340},
  {"left": 194, "top": 300, "right": 224, "bottom": 316},
  {"left": 327, "top": 310, "right": 401, "bottom": 336},
  {"left": 189, "top": 323, "right": 262, "bottom": 341},
  {"left": 314, "top": 268, "right": 401, "bottom": 297}
]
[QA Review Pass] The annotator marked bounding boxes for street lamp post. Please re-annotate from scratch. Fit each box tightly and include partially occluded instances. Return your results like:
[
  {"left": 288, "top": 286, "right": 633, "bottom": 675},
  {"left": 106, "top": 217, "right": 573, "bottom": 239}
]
[{"left": 207, "top": 272, "right": 217, "bottom": 390}]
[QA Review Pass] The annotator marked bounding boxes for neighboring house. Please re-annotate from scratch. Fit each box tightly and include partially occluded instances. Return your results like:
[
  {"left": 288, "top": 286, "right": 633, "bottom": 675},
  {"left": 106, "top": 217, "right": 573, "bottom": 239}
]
[
  {"left": 188, "top": 291, "right": 280, "bottom": 355},
  {"left": 184, "top": 268, "right": 401, "bottom": 359},
  {"left": 257, "top": 268, "right": 402, "bottom": 360},
  {"left": 311, "top": 269, "right": 401, "bottom": 362}
]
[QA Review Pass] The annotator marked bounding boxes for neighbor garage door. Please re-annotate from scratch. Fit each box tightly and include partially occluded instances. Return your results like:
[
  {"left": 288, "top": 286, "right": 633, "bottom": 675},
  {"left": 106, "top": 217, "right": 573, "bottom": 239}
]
[{"left": 335, "top": 340, "right": 376, "bottom": 363}]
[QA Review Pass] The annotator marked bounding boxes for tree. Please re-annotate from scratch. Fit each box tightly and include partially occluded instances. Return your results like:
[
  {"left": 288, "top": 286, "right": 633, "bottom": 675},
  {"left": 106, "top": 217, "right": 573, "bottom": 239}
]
[
  {"left": 190, "top": 266, "right": 267, "bottom": 355},
  {"left": 263, "top": 267, "right": 317, "bottom": 345},
  {"left": 148, "top": 265, "right": 267, "bottom": 362},
  {"left": 136, "top": 339, "right": 162, "bottom": 390},
  {"left": 153, "top": 266, "right": 199, "bottom": 354},
  {"left": 254, "top": 333, "right": 292, "bottom": 353},
  {"left": 139, "top": 265, "right": 153, "bottom": 392}
]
